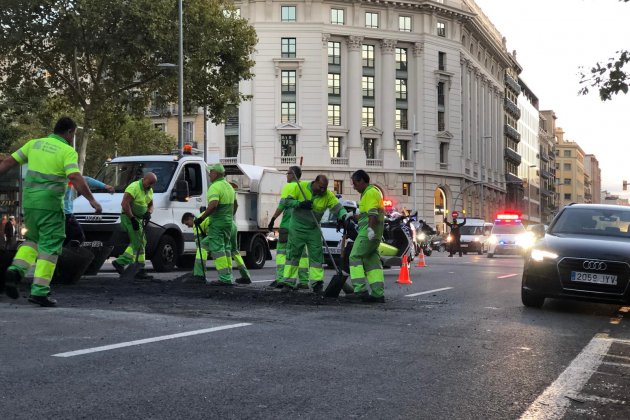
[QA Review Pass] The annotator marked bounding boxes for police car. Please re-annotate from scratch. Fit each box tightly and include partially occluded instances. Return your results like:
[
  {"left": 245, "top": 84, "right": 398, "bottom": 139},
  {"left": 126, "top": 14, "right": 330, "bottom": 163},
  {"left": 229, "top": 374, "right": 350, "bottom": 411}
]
[{"left": 487, "top": 212, "right": 535, "bottom": 258}]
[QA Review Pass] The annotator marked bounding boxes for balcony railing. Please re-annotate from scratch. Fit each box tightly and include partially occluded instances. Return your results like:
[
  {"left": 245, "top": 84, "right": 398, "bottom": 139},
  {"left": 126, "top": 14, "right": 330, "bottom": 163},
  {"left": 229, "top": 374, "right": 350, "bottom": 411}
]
[
  {"left": 504, "top": 74, "right": 522, "bottom": 94},
  {"left": 330, "top": 157, "right": 348, "bottom": 165},
  {"left": 504, "top": 97, "right": 521, "bottom": 119},
  {"left": 540, "top": 169, "right": 553, "bottom": 180},
  {"left": 366, "top": 159, "right": 382, "bottom": 167},
  {"left": 220, "top": 157, "right": 238, "bottom": 165},
  {"left": 504, "top": 124, "right": 521, "bottom": 142},
  {"left": 400, "top": 160, "right": 413, "bottom": 168},
  {"left": 275, "top": 156, "right": 297, "bottom": 165},
  {"left": 504, "top": 147, "right": 522, "bottom": 165}
]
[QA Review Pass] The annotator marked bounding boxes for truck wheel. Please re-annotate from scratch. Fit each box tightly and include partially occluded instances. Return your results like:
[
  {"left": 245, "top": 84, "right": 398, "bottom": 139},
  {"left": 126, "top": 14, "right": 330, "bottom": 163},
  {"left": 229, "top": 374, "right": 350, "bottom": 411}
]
[
  {"left": 244, "top": 236, "right": 266, "bottom": 269},
  {"left": 151, "top": 235, "right": 177, "bottom": 272}
]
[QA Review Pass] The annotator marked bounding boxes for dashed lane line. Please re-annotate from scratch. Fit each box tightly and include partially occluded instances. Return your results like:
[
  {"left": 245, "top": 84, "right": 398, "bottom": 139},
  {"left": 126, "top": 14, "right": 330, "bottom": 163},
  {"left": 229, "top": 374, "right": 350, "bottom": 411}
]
[
  {"left": 52, "top": 323, "right": 252, "bottom": 358},
  {"left": 405, "top": 287, "right": 453, "bottom": 297}
]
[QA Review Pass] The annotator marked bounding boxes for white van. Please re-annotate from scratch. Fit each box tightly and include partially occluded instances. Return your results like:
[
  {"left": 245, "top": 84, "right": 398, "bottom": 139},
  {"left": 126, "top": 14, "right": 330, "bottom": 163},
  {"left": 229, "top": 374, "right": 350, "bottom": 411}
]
[{"left": 458, "top": 218, "right": 492, "bottom": 255}]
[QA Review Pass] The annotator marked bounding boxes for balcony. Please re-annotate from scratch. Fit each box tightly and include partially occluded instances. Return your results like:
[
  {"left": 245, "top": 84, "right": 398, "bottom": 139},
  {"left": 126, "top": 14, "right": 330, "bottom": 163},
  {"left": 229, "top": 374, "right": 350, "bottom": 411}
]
[
  {"left": 504, "top": 147, "right": 522, "bottom": 165},
  {"left": 541, "top": 187, "right": 554, "bottom": 197},
  {"left": 504, "top": 97, "right": 521, "bottom": 119},
  {"left": 330, "top": 157, "right": 348, "bottom": 165},
  {"left": 366, "top": 159, "right": 383, "bottom": 167},
  {"left": 540, "top": 152, "right": 550, "bottom": 162},
  {"left": 400, "top": 160, "right": 413, "bottom": 168},
  {"left": 220, "top": 157, "right": 238, "bottom": 165},
  {"left": 504, "top": 124, "right": 521, "bottom": 142},
  {"left": 275, "top": 156, "right": 297, "bottom": 165},
  {"left": 540, "top": 169, "right": 553, "bottom": 180},
  {"left": 504, "top": 74, "right": 522, "bottom": 94}
]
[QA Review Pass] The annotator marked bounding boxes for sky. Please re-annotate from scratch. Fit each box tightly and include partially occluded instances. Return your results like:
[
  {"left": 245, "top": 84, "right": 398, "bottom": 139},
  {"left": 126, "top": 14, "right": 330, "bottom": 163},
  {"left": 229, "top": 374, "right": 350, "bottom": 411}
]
[{"left": 474, "top": 0, "right": 630, "bottom": 197}]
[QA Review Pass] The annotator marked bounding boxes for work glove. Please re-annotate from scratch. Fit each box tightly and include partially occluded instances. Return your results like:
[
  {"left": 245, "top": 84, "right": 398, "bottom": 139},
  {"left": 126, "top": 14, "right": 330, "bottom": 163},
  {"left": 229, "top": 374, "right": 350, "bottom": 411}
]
[
  {"left": 268, "top": 217, "right": 276, "bottom": 232},
  {"left": 367, "top": 227, "right": 375, "bottom": 241},
  {"left": 298, "top": 200, "right": 313, "bottom": 210},
  {"left": 194, "top": 217, "right": 204, "bottom": 229},
  {"left": 143, "top": 212, "right": 151, "bottom": 222},
  {"left": 131, "top": 218, "right": 140, "bottom": 231}
]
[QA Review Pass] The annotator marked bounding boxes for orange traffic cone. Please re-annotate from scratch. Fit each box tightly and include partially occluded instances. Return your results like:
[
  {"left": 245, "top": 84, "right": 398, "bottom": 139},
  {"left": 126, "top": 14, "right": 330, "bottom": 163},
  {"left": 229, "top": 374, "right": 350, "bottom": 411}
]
[
  {"left": 416, "top": 251, "right": 427, "bottom": 268},
  {"left": 396, "top": 255, "right": 412, "bottom": 284}
]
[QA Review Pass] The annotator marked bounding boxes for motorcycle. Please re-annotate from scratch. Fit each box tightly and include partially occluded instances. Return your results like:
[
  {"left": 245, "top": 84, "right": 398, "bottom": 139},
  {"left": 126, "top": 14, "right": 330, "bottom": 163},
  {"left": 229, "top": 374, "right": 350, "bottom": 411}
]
[{"left": 410, "top": 215, "right": 436, "bottom": 257}]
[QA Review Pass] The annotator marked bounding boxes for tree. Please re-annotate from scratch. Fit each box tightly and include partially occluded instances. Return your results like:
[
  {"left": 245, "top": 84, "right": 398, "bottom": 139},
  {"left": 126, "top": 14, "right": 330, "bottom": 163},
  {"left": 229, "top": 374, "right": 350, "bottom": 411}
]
[
  {"left": 579, "top": 0, "right": 630, "bottom": 100},
  {"left": 0, "top": 0, "right": 257, "bottom": 169}
]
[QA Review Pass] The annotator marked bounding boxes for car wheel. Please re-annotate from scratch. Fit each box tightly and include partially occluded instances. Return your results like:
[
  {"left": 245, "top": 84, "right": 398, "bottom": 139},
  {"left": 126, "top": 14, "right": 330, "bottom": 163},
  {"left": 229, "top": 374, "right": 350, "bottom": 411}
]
[
  {"left": 151, "top": 234, "right": 177, "bottom": 272},
  {"left": 244, "top": 235, "right": 266, "bottom": 269},
  {"left": 521, "top": 287, "right": 545, "bottom": 308},
  {"left": 487, "top": 253, "right": 494, "bottom": 258},
  {"left": 477, "top": 247, "right": 483, "bottom": 255}
]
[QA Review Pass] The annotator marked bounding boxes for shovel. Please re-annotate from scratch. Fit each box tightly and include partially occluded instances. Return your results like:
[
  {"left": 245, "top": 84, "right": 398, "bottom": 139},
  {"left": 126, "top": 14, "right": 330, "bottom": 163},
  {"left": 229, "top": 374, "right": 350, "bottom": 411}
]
[
  {"left": 121, "top": 218, "right": 149, "bottom": 280},
  {"left": 194, "top": 223, "right": 207, "bottom": 278},
  {"left": 287, "top": 168, "right": 348, "bottom": 296}
]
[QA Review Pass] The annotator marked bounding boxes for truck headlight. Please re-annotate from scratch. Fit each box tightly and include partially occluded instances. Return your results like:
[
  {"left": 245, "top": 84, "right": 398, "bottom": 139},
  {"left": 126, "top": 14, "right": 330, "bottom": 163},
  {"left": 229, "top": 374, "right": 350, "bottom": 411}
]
[
  {"left": 530, "top": 249, "right": 558, "bottom": 262},
  {"left": 473, "top": 236, "right": 481, "bottom": 242}
]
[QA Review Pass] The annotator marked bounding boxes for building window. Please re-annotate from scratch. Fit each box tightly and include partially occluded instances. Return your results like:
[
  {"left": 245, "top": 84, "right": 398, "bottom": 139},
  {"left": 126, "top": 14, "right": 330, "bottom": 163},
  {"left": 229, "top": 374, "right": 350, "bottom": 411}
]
[
  {"left": 396, "top": 79, "right": 407, "bottom": 100},
  {"left": 395, "top": 109, "right": 408, "bottom": 130},
  {"left": 183, "top": 121, "right": 193, "bottom": 144},
  {"left": 397, "top": 139, "right": 409, "bottom": 161},
  {"left": 402, "top": 182, "right": 411, "bottom": 196},
  {"left": 365, "top": 12, "right": 379, "bottom": 28},
  {"left": 362, "top": 106, "right": 374, "bottom": 127},
  {"left": 563, "top": 163, "right": 571, "bottom": 171},
  {"left": 437, "top": 82, "right": 445, "bottom": 107},
  {"left": 362, "top": 76, "right": 374, "bottom": 98},
  {"left": 328, "top": 41, "right": 340, "bottom": 65},
  {"left": 281, "top": 102, "right": 296, "bottom": 123},
  {"left": 437, "top": 82, "right": 445, "bottom": 131},
  {"left": 281, "top": 134, "right": 296, "bottom": 156},
  {"left": 564, "top": 150, "right": 571, "bottom": 157},
  {"left": 438, "top": 52, "right": 446, "bottom": 71},
  {"left": 362, "top": 44, "right": 375, "bottom": 68},
  {"left": 438, "top": 112, "right": 445, "bottom": 131},
  {"left": 334, "top": 180, "right": 343, "bottom": 195},
  {"left": 281, "top": 70, "right": 296, "bottom": 93},
  {"left": 154, "top": 123, "right": 165, "bottom": 132},
  {"left": 399, "top": 16, "right": 411, "bottom": 32},
  {"left": 437, "top": 21, "right": 446, "bottom": 37},
  {"left": 395, "top": 48, "right": 407, "bottom": 71},
  {"left": 439, "top": 142, "right": 448, "bottom": 164},
  {"left": 328, "top": 136, "right": 342, "bottom": 157},
  {"left": 331, "top": 8, "right": 344, "bottom": 25},
  {"left": 225, "top": 135, "right": 239, "bottom": 157},
  {"left": 555, "top": 163, "right": 560, "bottom": 169},
  {"left": 328, "top": 73, "right": 340, "bottom": 95},
  {"left": 364, "top": 138, "right": 376, "bottom": 159},
  {"left": 564, "top": 178, "right": 571, "bottom": 185},
  {"left": 564, "top": 193, "right": 572, "bottom": 200},
  {"left": 281, "top": 6, "right": 296, "bottom": 22},
  {"left": 281, "top": 38, "right": 296, "bottom": 58},
  {"left": 327, "top": 105, "right": 341, "bottom": 126}
]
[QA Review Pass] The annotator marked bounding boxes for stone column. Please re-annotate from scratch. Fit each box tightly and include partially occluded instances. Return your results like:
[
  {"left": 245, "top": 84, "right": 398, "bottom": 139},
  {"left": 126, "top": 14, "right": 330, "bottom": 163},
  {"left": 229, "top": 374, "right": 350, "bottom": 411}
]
[
  {"left": 381, "top": 39, "right": 398, "bottom": 167},
  {"left": 346, "top": 35, "right": 365, "bottom": 167}
]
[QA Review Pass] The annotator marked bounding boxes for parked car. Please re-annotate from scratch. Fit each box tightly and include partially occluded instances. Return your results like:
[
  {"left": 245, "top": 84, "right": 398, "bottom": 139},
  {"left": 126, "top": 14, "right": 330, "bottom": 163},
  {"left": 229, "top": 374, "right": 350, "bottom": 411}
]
[{"left": 522, "top": 203, "right": 630, "bottom": 308}]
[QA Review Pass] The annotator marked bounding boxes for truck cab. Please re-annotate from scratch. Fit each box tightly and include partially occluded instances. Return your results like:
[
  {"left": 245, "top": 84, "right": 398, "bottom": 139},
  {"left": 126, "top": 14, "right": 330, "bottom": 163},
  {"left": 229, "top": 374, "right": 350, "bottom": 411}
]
[{"left": 73, "top": 154, "right": 282, "bottom": 272}]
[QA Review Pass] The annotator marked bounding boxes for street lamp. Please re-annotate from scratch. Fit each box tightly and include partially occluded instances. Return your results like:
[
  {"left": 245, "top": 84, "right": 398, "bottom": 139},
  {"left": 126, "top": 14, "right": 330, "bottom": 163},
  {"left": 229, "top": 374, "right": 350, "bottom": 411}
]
[{"left": 526, "top": 164, "right": 536, "bottom": 225}]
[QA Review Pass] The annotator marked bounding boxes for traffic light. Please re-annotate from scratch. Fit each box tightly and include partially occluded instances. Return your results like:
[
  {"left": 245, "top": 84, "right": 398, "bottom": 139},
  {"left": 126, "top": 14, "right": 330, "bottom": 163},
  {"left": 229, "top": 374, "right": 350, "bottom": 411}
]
[{"left": 624, "top": 180, "right": 628, "bottom": 191}]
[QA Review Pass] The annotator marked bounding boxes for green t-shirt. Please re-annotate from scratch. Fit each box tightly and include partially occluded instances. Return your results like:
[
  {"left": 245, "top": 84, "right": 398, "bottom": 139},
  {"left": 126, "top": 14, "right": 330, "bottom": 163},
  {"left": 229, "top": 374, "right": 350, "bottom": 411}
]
[
  {"left": 124, "top": 179, "right": 154, "bottom": 218},
  {"left": 358, "top": 185, "right": 385, "bottom": 235},
  {"left": 12, "top": 134, "right": 80, "bottom": 211},
  {"left": 207, "top": 177, "right": 235, "bottom": 227},
  {"left": 278, "top": 181, "right": 297, "bottom": 229}
]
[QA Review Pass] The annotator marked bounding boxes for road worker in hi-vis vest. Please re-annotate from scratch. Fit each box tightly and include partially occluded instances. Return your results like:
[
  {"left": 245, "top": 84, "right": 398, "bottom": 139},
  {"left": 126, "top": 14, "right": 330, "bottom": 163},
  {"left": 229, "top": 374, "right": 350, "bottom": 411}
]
[{"left": 0, "top": 117, "right": 102, "bottom": 306}]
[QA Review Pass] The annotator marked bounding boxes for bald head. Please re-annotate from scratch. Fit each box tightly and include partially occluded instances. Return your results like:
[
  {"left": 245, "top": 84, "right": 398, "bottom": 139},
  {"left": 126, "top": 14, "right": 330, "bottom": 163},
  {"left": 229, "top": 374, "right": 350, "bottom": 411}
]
[
  {"left": 142, "top": 172, "right": 157, "bottom": 189},
  {"left": 312, "top": 175, "right": 329, "bottom": 196}
]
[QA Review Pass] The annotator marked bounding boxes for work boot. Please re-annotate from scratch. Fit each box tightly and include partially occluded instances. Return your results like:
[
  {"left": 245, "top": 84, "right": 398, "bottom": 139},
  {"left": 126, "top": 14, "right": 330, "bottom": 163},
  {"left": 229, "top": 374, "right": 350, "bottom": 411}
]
[
  {"left": 311, "top": 281, "right": 324, "bottom": 294},
  {"left": 342, "top": 282, "right": 354, "bottom": 295},
  {"left": 235, "top": 277, "right": 252, "bottom": 285},
  {"left": 448, "top": 254, "right": 453, "bottom": 258},
  {"left": 297, "top": 283, "right": 309, "bottom": 290},
  {"left": 3, "top": 269, "right": 20, "bottom": 299},
  {"left": 112, "top": 260, "right": 125, "bottom": 275},
  {"left": 191, "top": 275, "right": 206, "bottom": 283},
  {"left": 28, "top": 294, "right": 57, "bottom": 307},
  {"left": 361, "top": 294, "right": 385, "bottom": 303},
  {"left": 134, "top": 269, "right": 154, "bottom": 280},
  {"left": 280, "top": 284, "right": 295, "bottom": 294},
  {"left": 345, "top": 291, "right": 368, "bottom": 301},
  {"left": 267, "top": 280, "right": 279, "bottom": 288},
  {"left": 208, "top": 280, "right": 234, "bottom": 287}
]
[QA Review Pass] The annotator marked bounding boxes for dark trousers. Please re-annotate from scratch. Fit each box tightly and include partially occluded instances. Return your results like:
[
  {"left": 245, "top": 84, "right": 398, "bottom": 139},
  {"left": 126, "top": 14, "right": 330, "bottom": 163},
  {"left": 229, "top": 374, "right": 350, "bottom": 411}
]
[
  {"left": 449, "top": 237, "right": 462, "bottom": 257},
  {"left": 64, "top": 214, "right": 85, "bottom": 246}
]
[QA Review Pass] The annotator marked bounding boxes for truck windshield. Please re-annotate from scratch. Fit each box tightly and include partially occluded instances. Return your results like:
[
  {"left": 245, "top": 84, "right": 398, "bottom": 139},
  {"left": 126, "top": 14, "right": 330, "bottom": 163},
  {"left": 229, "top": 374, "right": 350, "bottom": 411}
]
[
  {"left": 460, "top": 226, "right": 483, "bottom": 235},
  {"left": 93, "top": 161, "right": 178, "bottom": 193}
]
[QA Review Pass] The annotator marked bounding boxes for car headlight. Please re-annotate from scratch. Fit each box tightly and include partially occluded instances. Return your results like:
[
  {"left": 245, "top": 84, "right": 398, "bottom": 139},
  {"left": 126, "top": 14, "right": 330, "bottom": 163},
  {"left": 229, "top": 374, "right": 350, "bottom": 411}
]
[
  {"left": 416, "top": 232, "right": 426, "bottom": 241},
  {"left": 20, "top": 227, "right": 28, "bottom": 236},
  {"left": 530, "top": 249, "right": 559, "bottom": 262},
  {"left": 473, "top": 236, "right": 481, "bottom": 242},
  {"left": 517, "top": 232, "right": 536, "bottom": 249},
  {"left": 488, "top": 235, "right": 498, "bottom": 245}
]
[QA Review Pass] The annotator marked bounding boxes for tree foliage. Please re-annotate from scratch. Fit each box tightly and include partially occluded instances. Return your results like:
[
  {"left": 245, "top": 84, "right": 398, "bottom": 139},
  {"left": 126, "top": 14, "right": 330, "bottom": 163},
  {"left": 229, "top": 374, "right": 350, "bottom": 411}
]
[
  {"left": 578, "top": 0, "right": 630, "bottom": 101},
  {"left": 0, "top": 0, "right": 257, "bottom": 168}
]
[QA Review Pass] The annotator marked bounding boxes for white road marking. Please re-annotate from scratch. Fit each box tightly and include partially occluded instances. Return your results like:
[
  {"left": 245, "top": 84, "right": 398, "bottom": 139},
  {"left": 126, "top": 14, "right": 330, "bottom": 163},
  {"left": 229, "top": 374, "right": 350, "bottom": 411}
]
[
  {"left": 497, "top": 273, "right": 518, "bottom": 279},
  {"left": 405, "top": 287, "right": 453, "bottom": 297},
  {"left": 52, "top": 323, "right": 252, "bottom": 358},
  {"left": 520, "top": 335, "right": 612, "bottom": 420},
  {"left": 252, "top": 279, "right": 276, "bottom": 283}
]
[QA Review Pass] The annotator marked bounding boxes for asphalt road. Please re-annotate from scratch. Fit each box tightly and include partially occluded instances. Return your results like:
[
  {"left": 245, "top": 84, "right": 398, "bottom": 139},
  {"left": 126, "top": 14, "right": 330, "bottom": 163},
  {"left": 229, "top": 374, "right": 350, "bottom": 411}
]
[{"left": 1, "top": 251, "right": 630, "bottom": 419}]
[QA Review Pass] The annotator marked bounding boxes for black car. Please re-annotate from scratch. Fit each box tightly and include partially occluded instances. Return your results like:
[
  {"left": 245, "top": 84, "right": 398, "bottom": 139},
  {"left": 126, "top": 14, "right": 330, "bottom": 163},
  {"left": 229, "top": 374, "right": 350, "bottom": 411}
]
[{"left": 522, "top": 203, "right": 630, "bottom": 308}]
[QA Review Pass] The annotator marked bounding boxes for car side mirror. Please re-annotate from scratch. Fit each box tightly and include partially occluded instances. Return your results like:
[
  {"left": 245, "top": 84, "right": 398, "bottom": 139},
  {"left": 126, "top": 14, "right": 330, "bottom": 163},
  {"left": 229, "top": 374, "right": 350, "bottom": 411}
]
[
  {"left": 171, "top": 180, "right": 190, "bottom": 202},
  {"left": 530, "top": 224, "right": 546, "bottom": 238}
]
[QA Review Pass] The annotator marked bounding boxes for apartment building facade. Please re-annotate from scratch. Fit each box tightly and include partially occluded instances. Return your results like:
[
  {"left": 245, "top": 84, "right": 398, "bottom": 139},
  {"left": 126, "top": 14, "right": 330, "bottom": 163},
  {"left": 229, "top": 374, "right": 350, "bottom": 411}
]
[
  {"left": 555, "top": 128, "right": 585, "bottom": 207},
  {"left": 583, "top": 154, "right": 601, "bottom": 204},
  {"left": 206, "top": 0, "right": 517, "bottom": 226},
  {"left": 517, "top": 78, "right": 540, "bottom": 225},
  {"left": 539, "top": 110, "right": 558, "bottom": 223}
]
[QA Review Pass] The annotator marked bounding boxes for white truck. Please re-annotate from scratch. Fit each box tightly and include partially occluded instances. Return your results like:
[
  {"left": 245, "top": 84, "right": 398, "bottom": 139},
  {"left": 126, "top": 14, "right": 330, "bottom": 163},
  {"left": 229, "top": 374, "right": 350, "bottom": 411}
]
[{"left": 72, "top": 154, "right": 284, "bottom": 272}]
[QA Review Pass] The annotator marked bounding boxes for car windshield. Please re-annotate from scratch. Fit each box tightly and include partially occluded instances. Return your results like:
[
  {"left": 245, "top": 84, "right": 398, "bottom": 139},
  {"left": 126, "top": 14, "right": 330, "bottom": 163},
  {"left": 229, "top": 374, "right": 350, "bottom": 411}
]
[
  {"left": 93, "top": 161, "right": 178, "bottom": 194},
  {"left": 460, "top": 226, "right": 483, "bottom": 235},
  {"left": 550, "top": 207, "right": 630, "bottom": 237},
  {"left": 492, "top": 223, "right": 526, "bottom": 235},
  {"left": 320, "top": 209, "right": 337, "bottom": 227}
]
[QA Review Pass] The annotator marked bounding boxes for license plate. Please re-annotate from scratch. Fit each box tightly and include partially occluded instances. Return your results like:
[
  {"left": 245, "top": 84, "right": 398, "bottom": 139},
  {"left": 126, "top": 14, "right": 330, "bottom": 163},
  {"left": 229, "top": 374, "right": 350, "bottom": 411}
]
[
  {"left": 461, "top": 244, "right": 468, "bottom": 248},
  {"left": 327, "top": 247, "right": 341, "bottom": 254},
  {"left": 571, "top": 271, "right": 618, "bottom": 285}
]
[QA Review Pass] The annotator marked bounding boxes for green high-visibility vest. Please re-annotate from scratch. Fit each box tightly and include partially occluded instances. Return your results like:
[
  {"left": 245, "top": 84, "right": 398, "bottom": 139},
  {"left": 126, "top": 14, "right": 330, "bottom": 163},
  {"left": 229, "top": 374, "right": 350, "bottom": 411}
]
[
  {"left": 207, "top": 177, "right": 235, "bottom": 227},
  {"left": 124, "top": 179, "right": 154, "bottom": 218}
]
